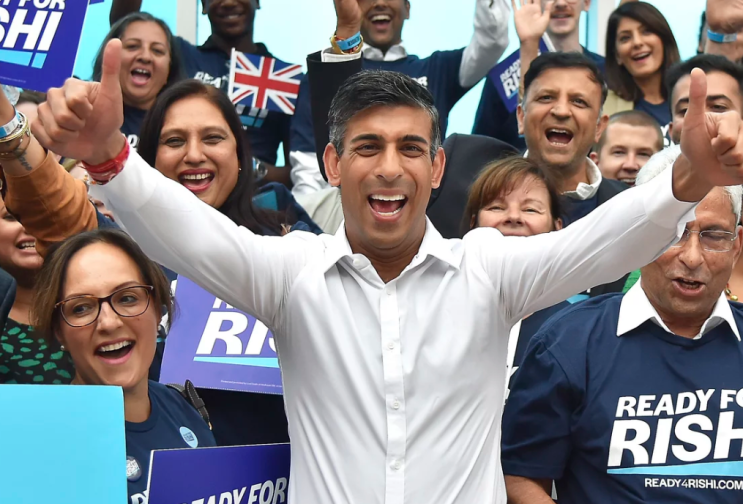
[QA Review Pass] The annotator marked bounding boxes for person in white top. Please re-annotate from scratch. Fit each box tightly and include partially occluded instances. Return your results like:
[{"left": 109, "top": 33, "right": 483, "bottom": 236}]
[{"left": 24, "top": 34, "right": 743, "bottom": 504}]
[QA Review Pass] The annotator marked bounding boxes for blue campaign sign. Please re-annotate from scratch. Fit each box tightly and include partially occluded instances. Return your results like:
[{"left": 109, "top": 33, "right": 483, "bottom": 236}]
[
  {"left": 0, "top": 385, "right": 127, "bottom": 503},
  {"left": 488, "top": 37, "right": 551, "bottom": 114},
  {"left": 148, "top": 443, "right": 291, "bottom": 504},
  {"left": 159, "top": 276, "right": 283, "bottom": 395},
  {"left": 0, "top": 0, "right": 90, "bottom": 92}
]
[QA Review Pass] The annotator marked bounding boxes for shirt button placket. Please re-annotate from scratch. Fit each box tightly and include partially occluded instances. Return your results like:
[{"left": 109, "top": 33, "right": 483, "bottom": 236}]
[{"left": 380, "top": 283, "right": 406, "bottom": 504}]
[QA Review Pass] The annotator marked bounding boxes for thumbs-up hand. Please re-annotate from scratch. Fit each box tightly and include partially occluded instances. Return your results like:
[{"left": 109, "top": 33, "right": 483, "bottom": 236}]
[
  {"left": 32, "top": 39, "right": 126, "bottom": 165},
  {"left": 674, "top": 68, "right": 743, "bottom": 201},
  {"left": 333, "top": 0, "right": 363, "bottom": 39}
]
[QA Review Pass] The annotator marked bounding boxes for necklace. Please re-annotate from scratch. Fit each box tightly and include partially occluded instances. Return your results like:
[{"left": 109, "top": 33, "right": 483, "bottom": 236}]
[{"left": 726, "top": 283, "right": 739, "bottom": 302}]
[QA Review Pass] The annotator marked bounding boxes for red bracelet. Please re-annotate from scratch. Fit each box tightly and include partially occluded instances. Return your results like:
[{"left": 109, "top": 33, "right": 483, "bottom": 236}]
[{"left": 82, "top": 138, "right": 130, "bottom": 185}]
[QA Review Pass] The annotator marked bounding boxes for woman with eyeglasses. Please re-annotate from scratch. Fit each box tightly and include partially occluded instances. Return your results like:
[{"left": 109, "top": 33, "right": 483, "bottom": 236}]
[{"left": 30, "top": 228, "right": 215, "bottom": 502}]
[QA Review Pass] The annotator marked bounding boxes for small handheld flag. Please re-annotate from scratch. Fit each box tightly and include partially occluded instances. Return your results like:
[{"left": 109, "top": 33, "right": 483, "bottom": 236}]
[{"left": 228, "top": 49, "right": 303, "bottom": 116}]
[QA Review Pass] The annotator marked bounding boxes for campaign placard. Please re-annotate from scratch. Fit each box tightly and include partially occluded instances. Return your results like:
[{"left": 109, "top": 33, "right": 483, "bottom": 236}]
[
  {"left": 0, "top": 385, "right": 127, "bottom": 503},
  {"left": 0, "top": 0, "right": 90, "bottom": 91},
  {"left": 488, "top": 36, "right": 552, "bottom": 114},
  {"left": 159, "top": 276, "right": 283, "bottom": 395},
  {"left": 148, "top": 443, "right": 291, "bottom": 504}
]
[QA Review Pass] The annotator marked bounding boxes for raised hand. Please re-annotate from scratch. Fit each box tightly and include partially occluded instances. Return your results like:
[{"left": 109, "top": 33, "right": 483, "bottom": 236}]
[
  {"left": 511, "top": 0, "right": 554, "bottom": 44},
  {"left": 32, "top": 39, "right": 125, "bottom": 165},
  {"left": 333, "top": 0, "right": 363, "bottom": 39},
  {"left": 679, "top": 68, "right": 743, "bottom": 191}
]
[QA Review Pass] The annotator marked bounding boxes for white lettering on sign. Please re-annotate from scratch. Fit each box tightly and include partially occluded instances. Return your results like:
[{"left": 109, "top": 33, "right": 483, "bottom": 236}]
[
  {"left": 186, "top": 479, "right": 287, "bottom": 504},
  {"left": 195, "top": 297, "right": 275, "bottom": 356},
  {"left": 607, "top": 389, "right": 743, "bottom": 470},
  {"left": 0, "top": 0, "right": 65, "bottom": 52}
]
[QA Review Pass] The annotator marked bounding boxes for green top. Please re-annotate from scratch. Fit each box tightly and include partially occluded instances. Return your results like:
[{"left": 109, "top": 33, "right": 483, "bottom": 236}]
[{"left": 0, "top": 318, "right": 75, "bottom": 384}]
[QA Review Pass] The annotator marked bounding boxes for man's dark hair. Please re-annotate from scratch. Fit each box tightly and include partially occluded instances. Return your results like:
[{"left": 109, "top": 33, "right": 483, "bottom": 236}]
[
  {"left": 523, "top": 52, "right": 608, "bottom": 108},
  {"left": 605, "top": 2, "right": 679, "bottom": 103},
  {"left": 666, "top": 54, "right": 743, "bottom": 112},
  {"left": 328, "top": 70, "right": 442, "bottom": 160}
]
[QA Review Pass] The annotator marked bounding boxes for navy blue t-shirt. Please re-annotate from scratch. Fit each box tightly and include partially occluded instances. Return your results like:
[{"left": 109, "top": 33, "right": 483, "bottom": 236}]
[
  {"left": 126, "top": 381, "right": 215, "bottom": 504},
  {"left": 291, "top": 49, "right": 470, "bottom": 156},
  {"left": 176, "top": 37, "right": 290, "bottom": 165},
  {"left": 502, "top": 294, "right": 743, "bottom": 504},
  {"left": 122, "top": 105, "right": 147, "bottom": 151},
  {"left": 635, "top": 98, "right": 672, "bottom": 139},
  {"left": 472, "top": 48, "right": 605, "bottom": 151}
]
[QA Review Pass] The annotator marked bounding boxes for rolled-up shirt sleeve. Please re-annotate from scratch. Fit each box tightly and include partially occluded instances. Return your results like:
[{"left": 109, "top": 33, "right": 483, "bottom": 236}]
[{"left": 4, "top": 152, "right": 97, "bottom": 257}]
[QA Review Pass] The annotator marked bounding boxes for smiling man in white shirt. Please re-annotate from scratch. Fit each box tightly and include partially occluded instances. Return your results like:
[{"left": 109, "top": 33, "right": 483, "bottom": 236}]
[{"left": 24, "top": 31, "right": 743, "bottom": 504}]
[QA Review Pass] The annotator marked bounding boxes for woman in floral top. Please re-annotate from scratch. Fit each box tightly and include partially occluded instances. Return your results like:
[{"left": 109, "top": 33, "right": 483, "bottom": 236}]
[{"left": 0, "top": 197, "right": 74, "bottom": 384}]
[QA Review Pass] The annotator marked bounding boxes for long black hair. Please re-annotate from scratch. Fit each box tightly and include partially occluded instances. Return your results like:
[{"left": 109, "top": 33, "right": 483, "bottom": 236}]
[
  {"left": 605, "top": 2, "right": 679, "bottom": 103},
  {"left": 137, "top": 79, "right": 285, "bottom": 235},
  {"left": 92, "top": 12, "right": 184, "bottom": 90}
]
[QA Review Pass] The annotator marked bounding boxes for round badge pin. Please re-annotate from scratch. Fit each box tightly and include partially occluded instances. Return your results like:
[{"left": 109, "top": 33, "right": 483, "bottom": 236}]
[
  {"left": 180, "top": 426, "right": 199, "bottom": 448},
  {"left": 126, "top": 456, "right": 142, "bottom": 482}
]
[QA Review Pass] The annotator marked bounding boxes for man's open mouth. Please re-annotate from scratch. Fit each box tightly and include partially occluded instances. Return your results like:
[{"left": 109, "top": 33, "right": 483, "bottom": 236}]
[
  {"left": 369, "top": 194, "right": 407, "bottom": 216},
  {"left": 545, "top": 128, "right": 574, "bottom": 146},
  {"left": 368, "top": 13, "right": 392, "bottom": 30},
  {"left": 673, "top": 278, "right": 704, "bottom": 294}
]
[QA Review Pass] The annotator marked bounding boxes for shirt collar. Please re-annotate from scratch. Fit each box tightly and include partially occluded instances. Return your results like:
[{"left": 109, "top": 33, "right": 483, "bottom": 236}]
[
  {"left": 617, "top": 281, "right": 741, "bottom": 341},
  {"left": 322, "top": 218, "right": 461, "bottom": 274},
  {"left": 562, "top": 157, "right": 602, "bottom": 200},
  {"left": 522, "top": 153, "right": 602, "bottom": 200},
  {"left": 363, "top": 42, "right": 408, "bottom": 62}
]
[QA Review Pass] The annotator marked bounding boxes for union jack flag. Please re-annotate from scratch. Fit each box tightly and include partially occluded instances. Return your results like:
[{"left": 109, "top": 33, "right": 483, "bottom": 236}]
[{"left": 228, "top": 49, "right": 303, "bottom": 116}]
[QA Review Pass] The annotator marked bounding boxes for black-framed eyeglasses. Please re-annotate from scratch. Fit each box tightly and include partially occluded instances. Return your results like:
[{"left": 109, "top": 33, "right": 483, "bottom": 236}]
[
  {"left": 670, "top": 229, "right": 738, "bottom": 253},
  {"left": 55, "top": 285, "right": 154, "bottom": 328}
]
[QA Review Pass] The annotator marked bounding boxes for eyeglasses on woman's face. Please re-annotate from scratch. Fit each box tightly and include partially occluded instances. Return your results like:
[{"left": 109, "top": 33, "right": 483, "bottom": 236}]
[{"left": 55, "top": 285, "right": 154, "bottom": 328}]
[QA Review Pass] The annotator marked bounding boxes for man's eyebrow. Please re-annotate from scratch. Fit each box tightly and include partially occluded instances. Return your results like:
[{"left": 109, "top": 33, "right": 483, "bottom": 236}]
[
  {"left": 350, "top": 134, "right": 383, "bottom": 143},
  {"left": 399, "top": 135, "right": 429, "bottom": 145}
]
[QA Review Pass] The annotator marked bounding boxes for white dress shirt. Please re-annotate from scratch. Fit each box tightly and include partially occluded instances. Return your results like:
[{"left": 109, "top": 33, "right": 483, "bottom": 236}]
[
  {"left": 290, "top": 0, "right": 511, "bottom": 196},
  {"left": 96, "top": 147, "right": 695, "bottom": 504},
  {"left": 617, "top": 282, "right": 741, "bottom": 340}
]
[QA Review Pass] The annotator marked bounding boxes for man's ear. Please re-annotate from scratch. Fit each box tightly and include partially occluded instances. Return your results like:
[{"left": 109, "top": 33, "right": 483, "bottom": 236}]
[
  {"left": 583, "top": 0, "right": 591, "bottom": 12},
  {"left": 324, "top": 143, "right": 342, "bottom": 187},
  {"left": 733, "top": 225, "right": 743, "bottom": 263},
  {"left": 554, "top": 217, "right": 564, "bottom": 231},
  {"left": 595, "top": 113, "right": 609, "bottom": 143},
  {"left": 404, "top": 1, "right": 411, "bottom": 20},
  {"left": 517, "top": 104, "right": 525, "bottom": 135},
  {"left": 589, "top": 151, "right": 600, "bottom": 164},
  {"left": 431, "top": 146, "right": 446, "bottom": 190}
]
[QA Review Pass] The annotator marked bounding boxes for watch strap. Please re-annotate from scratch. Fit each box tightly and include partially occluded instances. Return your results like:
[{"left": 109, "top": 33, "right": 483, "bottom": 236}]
[{"left": 0, "top": 111, "right": 22, "bottom": 139}]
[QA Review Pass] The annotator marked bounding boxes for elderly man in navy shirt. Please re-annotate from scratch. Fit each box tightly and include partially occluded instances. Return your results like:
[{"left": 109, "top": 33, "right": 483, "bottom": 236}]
[{"left": 502, "top": 146, "right": 743, "bottom": 503}]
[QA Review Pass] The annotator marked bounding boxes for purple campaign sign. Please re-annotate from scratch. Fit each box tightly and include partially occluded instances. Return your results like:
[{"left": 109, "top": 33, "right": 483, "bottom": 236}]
[
  {"left": 160, "top": 276, "right": 283, "bottom": 395},
  {"left": 0, "top": 1, "right": 90, "bottom": 92},
  {"left": 488, "top": 37, "right": 550, "bottom": 114},
  {"left": 148, "top": 443, "right": 291, "bottom": 504}
]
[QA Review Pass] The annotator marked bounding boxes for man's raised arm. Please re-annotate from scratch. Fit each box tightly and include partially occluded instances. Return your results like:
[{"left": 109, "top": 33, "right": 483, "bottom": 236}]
[
  {"left": 30, "top": 40, "right": 313, "bottom": 326},
  {"left": 476, "top": 69, "right": 743, "bottom": 322},
  {"left": 109, "top": 0, "right": 142, "bottom": 26}
]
